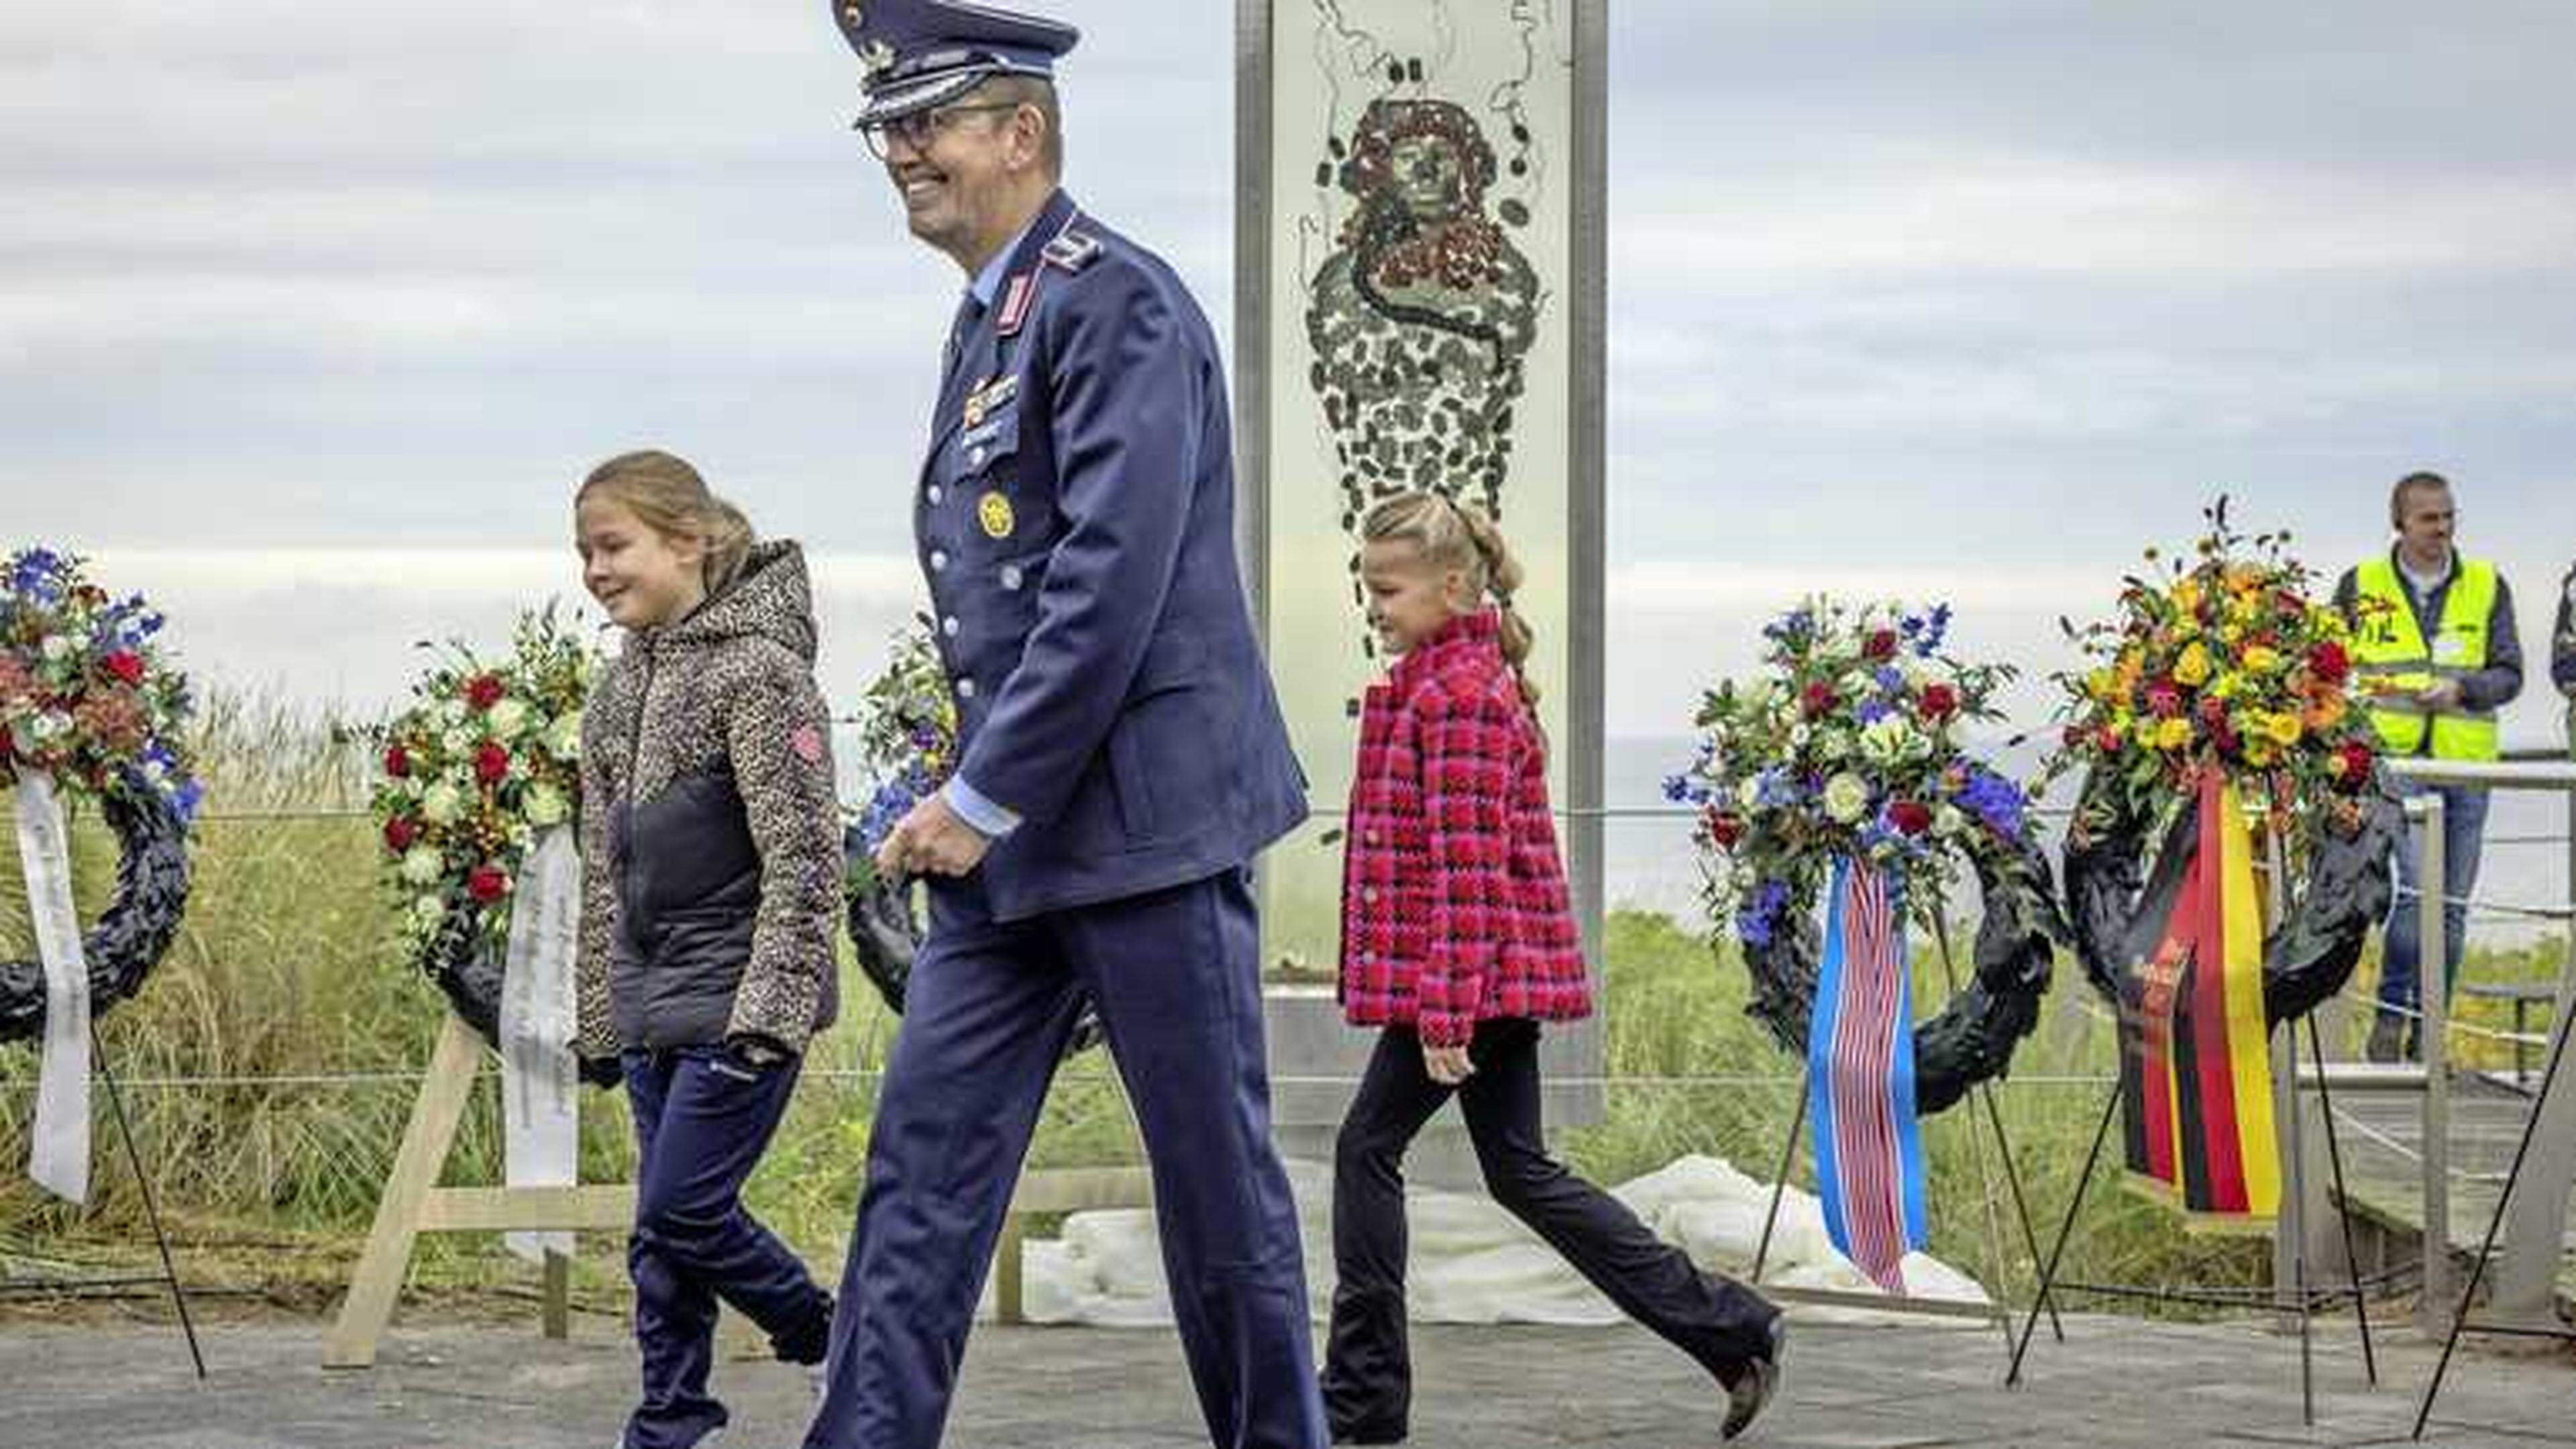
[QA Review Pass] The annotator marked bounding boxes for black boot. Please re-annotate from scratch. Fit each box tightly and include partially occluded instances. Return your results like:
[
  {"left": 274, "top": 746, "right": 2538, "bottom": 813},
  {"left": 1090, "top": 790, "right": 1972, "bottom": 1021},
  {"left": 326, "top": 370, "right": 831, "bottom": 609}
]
[{"left": 2365, "top": 1013, "right": 2405, "bottom": 1064}]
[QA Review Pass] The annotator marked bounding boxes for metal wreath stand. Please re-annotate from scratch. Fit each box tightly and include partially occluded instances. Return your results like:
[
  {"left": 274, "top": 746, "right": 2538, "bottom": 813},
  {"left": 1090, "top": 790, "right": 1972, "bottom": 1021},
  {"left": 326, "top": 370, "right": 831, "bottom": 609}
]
[{"left": 2007, "top": 769, "right": 2406, "bottom": 1425}]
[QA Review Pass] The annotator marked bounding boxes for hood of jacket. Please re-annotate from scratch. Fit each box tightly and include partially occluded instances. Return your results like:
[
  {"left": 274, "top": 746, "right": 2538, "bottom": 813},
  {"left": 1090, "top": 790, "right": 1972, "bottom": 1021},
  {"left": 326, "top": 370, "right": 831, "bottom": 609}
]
[{"left": 649, "top": 539, "right": 818, "bottom": 663}]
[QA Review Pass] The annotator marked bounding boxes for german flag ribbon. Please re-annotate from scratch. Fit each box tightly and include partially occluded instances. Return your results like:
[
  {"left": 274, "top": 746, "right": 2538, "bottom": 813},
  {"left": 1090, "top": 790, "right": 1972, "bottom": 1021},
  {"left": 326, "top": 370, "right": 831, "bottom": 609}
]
[{"left": 2116, "top": 771, "right": 2281, "bottom": 1218}]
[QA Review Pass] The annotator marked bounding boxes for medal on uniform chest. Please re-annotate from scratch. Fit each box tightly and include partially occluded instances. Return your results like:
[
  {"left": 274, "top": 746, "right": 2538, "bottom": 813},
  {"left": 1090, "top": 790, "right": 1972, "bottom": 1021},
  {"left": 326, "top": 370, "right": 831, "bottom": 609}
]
[
  {"left": 963, "top": 373, "right": 1018, "bottom": 430},
  {"left": 977, "top": 490, "right": 1016, "bottom": 539}
]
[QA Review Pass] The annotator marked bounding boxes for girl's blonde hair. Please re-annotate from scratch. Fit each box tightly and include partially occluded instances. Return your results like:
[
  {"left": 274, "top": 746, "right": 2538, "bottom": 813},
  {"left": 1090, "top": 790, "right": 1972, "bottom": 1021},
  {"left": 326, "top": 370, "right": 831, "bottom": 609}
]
[
  {"left": 576, "top": 449, "right": 757, "bottom": 596},
  {"left": 1360, "top": 490, "right": 1539, "bottom": 712}
]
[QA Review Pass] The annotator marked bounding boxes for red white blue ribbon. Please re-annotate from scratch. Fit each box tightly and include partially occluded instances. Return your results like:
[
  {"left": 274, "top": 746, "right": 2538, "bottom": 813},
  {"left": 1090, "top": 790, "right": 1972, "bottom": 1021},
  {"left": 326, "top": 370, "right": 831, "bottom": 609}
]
[{"left": 1807, "top": 855, "right": 1928, "bottom": 1294}]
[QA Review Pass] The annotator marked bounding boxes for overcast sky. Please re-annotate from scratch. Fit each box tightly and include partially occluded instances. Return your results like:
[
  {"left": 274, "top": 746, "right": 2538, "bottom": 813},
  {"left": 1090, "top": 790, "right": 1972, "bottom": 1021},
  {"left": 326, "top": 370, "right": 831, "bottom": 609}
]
[{"left": 9, "top": 0, "right": 2575, "bottom": 757}]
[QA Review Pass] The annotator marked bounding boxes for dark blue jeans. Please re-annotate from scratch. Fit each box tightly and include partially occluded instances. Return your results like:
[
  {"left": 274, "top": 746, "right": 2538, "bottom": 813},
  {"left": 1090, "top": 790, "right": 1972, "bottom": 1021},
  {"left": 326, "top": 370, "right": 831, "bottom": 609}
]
[
  {"left": 622, "top": 1044, "right": 833, "bottom": 1449},
  {"left": 2379, "top": 778, "right": 2493, "bottom": 1031}
]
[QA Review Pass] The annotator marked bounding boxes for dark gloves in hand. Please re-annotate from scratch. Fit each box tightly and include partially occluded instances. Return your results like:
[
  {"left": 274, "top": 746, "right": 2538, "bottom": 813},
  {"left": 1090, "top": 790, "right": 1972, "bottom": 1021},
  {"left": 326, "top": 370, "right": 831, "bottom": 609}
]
[{"left": 578, "top": 1054, "right": 625, "bottom": 1089}]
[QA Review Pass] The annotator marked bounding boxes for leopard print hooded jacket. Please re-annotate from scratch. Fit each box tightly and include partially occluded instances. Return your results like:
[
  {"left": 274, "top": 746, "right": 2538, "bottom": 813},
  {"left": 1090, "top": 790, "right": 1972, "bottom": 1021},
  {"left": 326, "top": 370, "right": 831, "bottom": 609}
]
[{"left": 574, "top": 540, "right": 842, "bottom": 1059}]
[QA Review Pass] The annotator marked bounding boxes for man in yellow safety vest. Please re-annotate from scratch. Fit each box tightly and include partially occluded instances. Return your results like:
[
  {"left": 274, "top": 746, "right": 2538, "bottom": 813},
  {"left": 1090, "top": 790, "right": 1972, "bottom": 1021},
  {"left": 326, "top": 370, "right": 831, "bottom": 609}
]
[{"left": 2335, "top": 471, "right": 2526, "bottom": 1062}]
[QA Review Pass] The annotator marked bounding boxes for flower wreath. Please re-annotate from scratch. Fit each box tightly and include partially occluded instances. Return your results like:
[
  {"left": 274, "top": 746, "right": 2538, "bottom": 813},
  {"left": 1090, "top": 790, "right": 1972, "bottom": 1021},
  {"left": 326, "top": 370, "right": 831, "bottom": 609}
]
[
  {"left": 843, "top": 621, "right": 1101, "bottom": 1051},
  {"left": 1670, "top": 598, "right": 2061, "bottom": 1114},
  {"left": 369, "top": 606, "right": 596, "bottom": 1044},
  {"left": 2047, "top": 501, "right": 2400, "bottom": 1024},
  {"left": 1, "top": 549, "right": 197, "bottom": 1042}
]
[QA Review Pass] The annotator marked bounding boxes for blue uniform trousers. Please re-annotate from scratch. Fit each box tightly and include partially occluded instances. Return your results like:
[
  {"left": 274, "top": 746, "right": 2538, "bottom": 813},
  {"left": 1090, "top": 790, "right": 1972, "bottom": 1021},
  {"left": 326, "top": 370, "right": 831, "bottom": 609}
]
[
  {"left": 2378, "top": 777, "right": 2493, "bottom": 1050},
  {"left": 621, "top": 1045, "right": 835, "bottom": 1449},
  {"left": 805, "top": 867, "right": 1326, "bottom": 1449}
]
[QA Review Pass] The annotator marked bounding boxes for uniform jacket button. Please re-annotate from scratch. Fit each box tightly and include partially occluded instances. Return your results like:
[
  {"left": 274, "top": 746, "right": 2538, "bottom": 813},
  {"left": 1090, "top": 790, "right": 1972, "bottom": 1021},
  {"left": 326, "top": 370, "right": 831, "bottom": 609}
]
[
  {"left": 956, "top": 677, "right": 977, "bottom": 699},
  {"left": 929, "top": 549, "right": 949, "bottom": 572},
  {"left": 969, "top": 445, "right": 987, "bottom": 468},
  {"left": 1000, "top": 565, "right": 1024, "bottom": 591},
  {"left": 926, "top": 484, "right": 945, "bottom": 505},
  {"left": 942, "top": 616, "right": 960, "bottom": 637}
]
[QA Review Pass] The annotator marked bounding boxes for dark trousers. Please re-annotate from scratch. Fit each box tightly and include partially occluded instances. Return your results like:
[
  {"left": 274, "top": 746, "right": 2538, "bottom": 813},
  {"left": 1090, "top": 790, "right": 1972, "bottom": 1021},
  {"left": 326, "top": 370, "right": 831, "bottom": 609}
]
[
  {"left": 2379, "top": 777, "right": 2491, "bottom": 1048},
  {"left": 1321, "top": 1020, "right": 1778, "bottom": 1442},
  {"left": 806, "top": 869, "right": 1326, "bottom": 1449},
  {"left": 622, "top": 1044, "right": 835, "bottom": 1449}
]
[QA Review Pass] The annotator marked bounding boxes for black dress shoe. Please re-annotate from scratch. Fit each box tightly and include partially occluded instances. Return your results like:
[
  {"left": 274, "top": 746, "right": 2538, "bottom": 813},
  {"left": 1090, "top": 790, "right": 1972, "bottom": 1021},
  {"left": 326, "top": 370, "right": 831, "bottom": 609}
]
[{"left": 1721, "top": 1316, "right": 1786, "bottom": 1441}]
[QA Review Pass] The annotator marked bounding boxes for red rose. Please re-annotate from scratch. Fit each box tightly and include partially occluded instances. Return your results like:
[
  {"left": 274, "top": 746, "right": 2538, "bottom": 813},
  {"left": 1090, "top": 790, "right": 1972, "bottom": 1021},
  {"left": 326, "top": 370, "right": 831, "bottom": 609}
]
[
  {"left": 1801, "top": 682, "right": 1838, "bottom": 717},
  {"left": 1704, "top": 809, "right": 1745, "bottom": 847},
  {"left": 101, "top": 649, "right": 146, "bottom": 685},
  {"left": 2094, "top": 724, "right": 2123, "bottom": 753},
  {"left": 1918, "top": 683, "right": 1959, "bottom": 722},
  {"left": 384, "top": 816, "right": 419, "bottom": 852},
  {"left": 384, "top": 741, "right": 411, "bottom": 777},
  {"left": 2331, "top": 740, "right": 2375, "bottom": 788},
  {"left": 2211, "top": 720, "right": 2241, "bottom": 756},
  {"left": 474, "top": 741, "right": 510, "bottom": 784},
  {"left": 2145, "top": 680, "right": 2184, "bottom": 718},
  {"left": 1888, "top": 799, "right": 1934, "bottom": 835},
  {"left": 2308, "top": 641, "right": 2350, "bottom": 686},
  {"left": 1864, "top": 629, "right": 1898, "bottom": 661},
  {"left": 466, "top": 863, "right": 510, "bottom": 903},
  {"left": 464, "top": 673, "right": 506, "bottom": 710}
]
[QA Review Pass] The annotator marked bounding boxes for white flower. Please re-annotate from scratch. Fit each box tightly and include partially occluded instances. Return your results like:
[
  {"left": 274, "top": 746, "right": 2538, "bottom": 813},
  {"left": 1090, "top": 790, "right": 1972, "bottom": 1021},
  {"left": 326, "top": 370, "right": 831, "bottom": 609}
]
[
  {"left": 1736, "top": 777, "right": 1764, "bottom": 812},
  {"left": 545, "top": 710, "right": 583, "bottom": 760},
  {"left": 1815, "top": 733, "right": 1850, "bottom": 761},
  {"left": 30, "top": 710, "right": 71, "bottom": 740},
  {"left": 399, "top": 845, "right": 445, "bottom": 885},
  {"left": 1934, "top": 804, "right": 1968, "bottom": 837},
  {"left": 421, "top": 780, "right": 466, "bottom": 825},
  {"left": 441, "top": 726, "right": 474, "bottom": 756},
  {"left": 1860, "top": 715, "right": 1923, "bottom": 767},
  {"left": 485, "top": 698, "right": 531, "bottom": 739},
  {"left": 438, "top": 698, "right": 468, "bottom": 727},
  {"left": 524, "top": 781, "right": 569, "bottom": 828},
  {"left": 1823, "top": 771, "right": 1870, "bottom": 824},
  {"left": 413, "top": 894, "right": 446, "bottom": 926},
  {"left": 1788, "top": 723, "right": 1813, "bottom": 749},
  {"left": 40, "top": 635, "right": 74, "bottom": 661}
]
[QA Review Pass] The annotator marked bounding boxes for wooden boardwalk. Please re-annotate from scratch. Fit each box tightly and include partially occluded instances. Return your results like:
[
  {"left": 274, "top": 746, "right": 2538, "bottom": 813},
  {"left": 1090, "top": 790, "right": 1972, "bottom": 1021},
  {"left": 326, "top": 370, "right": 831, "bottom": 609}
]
[{"left": 2320, "top": 1066, "right": 2576, "bottom": 1304}]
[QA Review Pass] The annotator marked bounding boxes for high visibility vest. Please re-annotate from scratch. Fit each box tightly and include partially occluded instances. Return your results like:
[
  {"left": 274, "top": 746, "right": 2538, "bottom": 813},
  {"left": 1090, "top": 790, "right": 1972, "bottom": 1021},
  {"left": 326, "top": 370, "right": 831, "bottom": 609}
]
[{"left": 2349, "top": 554, "right": 2501, "bottom": 760}]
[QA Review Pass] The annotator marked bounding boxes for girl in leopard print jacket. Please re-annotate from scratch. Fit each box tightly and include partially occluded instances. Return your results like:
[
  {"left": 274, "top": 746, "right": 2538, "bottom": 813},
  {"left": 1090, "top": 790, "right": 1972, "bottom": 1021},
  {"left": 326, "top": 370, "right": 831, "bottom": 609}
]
[{"left": 572, "top": 450, "right": 839, "bottom": 1448}]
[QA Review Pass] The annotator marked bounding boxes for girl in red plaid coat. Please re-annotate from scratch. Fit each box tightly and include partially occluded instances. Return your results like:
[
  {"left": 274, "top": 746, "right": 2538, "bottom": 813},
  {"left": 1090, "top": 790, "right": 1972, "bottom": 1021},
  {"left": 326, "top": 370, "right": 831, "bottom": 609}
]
[{"left": 1319, "top": 492, "right": 1783, "bottom": 1444}]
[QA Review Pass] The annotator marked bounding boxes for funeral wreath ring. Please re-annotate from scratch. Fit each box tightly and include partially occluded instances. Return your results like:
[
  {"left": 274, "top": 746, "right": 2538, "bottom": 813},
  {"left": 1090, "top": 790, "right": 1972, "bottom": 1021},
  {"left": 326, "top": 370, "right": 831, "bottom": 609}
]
[
  {"left": 1672, "top": 598, "right": 2063, "bottom": 1115},
  {"left": 370, "top": 606, "right": 596, "bottom": 1048},
  {"left": 1, "top": 549, "right": 199, "bottom": 1042},
  {"left": 2048, "top": 502, "right": 2400, "bottom": 1024}
]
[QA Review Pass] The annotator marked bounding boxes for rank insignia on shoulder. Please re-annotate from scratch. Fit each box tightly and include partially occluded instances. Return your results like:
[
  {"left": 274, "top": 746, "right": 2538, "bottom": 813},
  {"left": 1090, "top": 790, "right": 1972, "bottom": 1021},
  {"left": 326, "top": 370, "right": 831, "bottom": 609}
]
[
  {"left": 1042, "top": 229, "right": 1101, "bottom": 273},
  {"left": 977, "top": 490, "right": 1016, "bottom": 540}
]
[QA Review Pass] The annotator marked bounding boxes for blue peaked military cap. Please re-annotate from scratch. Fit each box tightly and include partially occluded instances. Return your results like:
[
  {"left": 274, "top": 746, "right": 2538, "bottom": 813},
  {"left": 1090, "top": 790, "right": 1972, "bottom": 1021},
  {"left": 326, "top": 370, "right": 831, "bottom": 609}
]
[{"left": 829, "top": 0, "right": 1080, "bottom": 127}]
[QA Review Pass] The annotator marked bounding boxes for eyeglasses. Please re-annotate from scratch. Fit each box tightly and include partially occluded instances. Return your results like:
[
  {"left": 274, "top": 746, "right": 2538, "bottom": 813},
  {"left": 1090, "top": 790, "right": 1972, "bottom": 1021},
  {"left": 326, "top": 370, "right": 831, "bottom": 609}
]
[{"left": 860, "top": 101, "right": 1021, "bottom": 160}]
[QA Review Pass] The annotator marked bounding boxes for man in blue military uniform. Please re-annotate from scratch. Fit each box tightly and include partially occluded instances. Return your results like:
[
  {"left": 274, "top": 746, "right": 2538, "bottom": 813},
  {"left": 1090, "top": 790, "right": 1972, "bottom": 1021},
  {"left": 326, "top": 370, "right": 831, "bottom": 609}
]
[{"left": 804, "top": 4, "right": 1326, "bottom": 1448}]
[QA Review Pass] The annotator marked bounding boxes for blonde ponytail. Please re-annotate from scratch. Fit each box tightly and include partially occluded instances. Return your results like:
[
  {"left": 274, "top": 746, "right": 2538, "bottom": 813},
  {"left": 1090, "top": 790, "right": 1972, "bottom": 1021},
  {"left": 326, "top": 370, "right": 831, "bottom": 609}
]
[
  {"left": 1359, "top": 490, "right": 1543, "bottom": 719},
  {"left": 577, "top": 449, "right": 759, "bottom": 595}
]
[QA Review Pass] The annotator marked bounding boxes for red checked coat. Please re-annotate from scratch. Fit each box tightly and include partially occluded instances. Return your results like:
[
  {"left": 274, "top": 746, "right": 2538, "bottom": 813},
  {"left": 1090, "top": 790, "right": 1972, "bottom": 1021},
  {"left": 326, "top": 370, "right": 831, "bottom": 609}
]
[{"left": 1340, "top": 608, "right": 1593, "bottom": 1047}]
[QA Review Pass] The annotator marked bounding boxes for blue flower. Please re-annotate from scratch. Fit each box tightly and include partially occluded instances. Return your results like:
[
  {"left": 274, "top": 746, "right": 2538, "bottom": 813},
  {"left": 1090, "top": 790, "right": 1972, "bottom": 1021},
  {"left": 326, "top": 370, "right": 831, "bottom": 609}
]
[
  {"left": 1915, "top": 602, "right": 1953, "bottom": 657},
  {"left": 1874, "top": 665, "right": 1905, "bottom": 693},
  {"left": 171, "top": 777, "right": 207, "bottom": 824},
  {"left": 1663, "top": 773, "right": 1691, "bottom": 803},
  {"left": 1737, "top": 877, "right": 1792, "bottom": 948},
  {"left": 1954, "top": 765, "right": 2027, "bottom": 839},
  {"left": 8, "top": 547, "right": 69, "bottom": 603},
  {"left": 1856, "top": 699, "right": 1892, "bottom": 725}
]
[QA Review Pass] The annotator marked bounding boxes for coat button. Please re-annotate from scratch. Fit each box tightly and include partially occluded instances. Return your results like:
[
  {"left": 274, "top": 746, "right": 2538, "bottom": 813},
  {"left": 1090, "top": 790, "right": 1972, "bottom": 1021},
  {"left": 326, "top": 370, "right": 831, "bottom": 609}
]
[
  {"left": 969, "top": 445, "right": 988, "bottom": 468},
  {"left": 941, "top": 616, "right": 960, "bottom": 637},
  {"left": 955, "top": 677, "right": 977, "bottom": 699},
  {"left": 1000, "top": 565, "right": 1024, "bottom": 591},
  {"left": 929, "top": 549, "right": 949, "bottom": 572},
  {"left": 926, "top": 484, "right": 945, "bottom": 505}
]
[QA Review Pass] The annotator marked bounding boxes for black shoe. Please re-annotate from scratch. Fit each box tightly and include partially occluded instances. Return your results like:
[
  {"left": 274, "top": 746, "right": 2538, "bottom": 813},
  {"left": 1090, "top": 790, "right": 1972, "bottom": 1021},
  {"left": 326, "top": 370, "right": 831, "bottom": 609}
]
[
  {"left": 1721, "top": 1316, "right": 1785, "bottom": 1441},
  {"left": 1329, "top": 1422, "right": 1405, "bottom": 1446},
  {"left": 2365, "top": 1015, "right": 2404, "bottom": 1064}
]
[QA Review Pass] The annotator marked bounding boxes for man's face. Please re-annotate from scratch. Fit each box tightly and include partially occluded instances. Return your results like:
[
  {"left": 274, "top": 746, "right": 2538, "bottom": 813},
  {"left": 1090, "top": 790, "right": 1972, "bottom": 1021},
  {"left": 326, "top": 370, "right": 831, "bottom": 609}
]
[
  {"left": 2396, "top": 484, "right": 2457, "bottom": 561},
  {"left": 881, "top": 95, "right": 1029, "bottom": 264}
]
